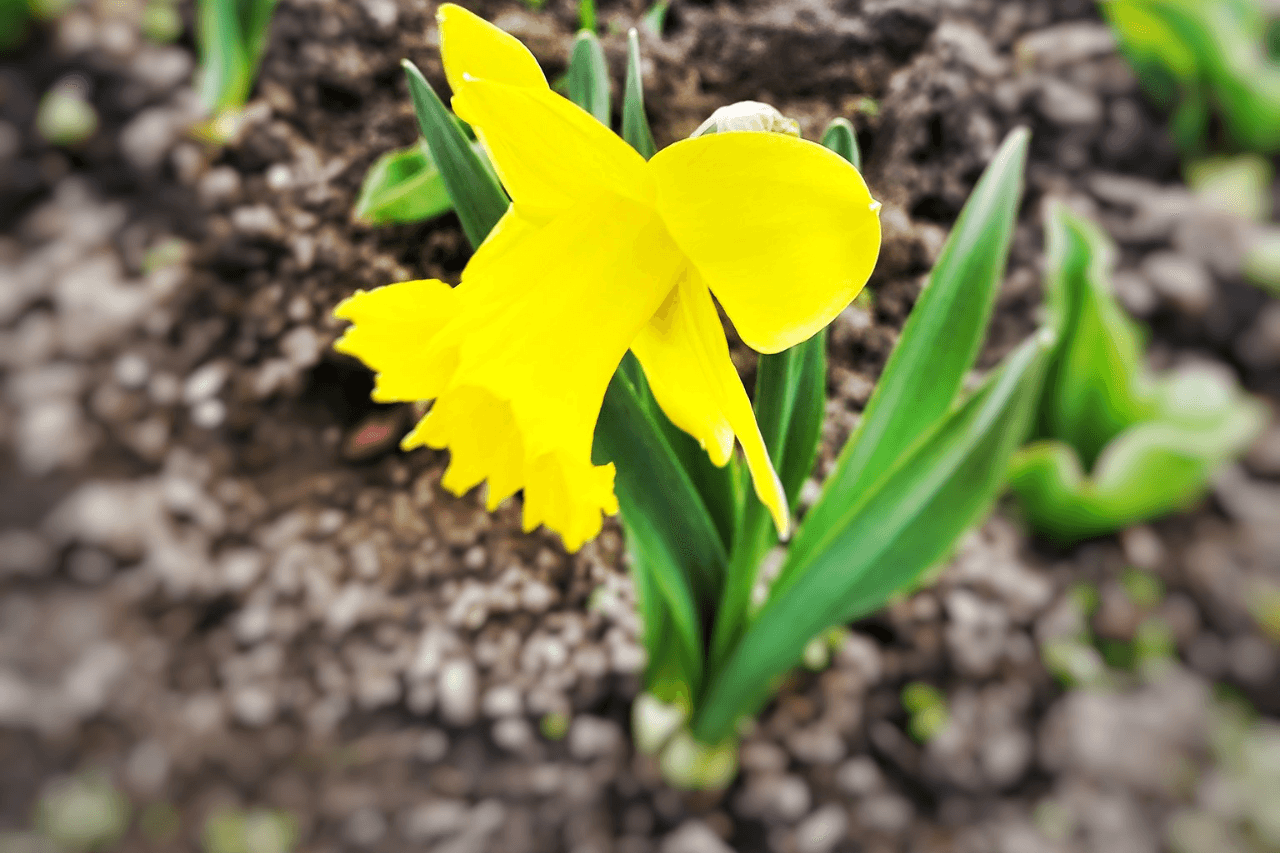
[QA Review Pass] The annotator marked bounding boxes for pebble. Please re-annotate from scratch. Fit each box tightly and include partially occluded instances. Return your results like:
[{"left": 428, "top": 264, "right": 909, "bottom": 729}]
[
  {"left": 661, "top": 821, "right": 734, "bottom": 853},
  {"left": 1036, "top": 78, "right": 1104, "bottom": 127},
  {"left": 794, "top": 804, "right": 848, "bottom": 853},
  {"left": 119, "top": 108, "right": 178, "bottom": 171},
  {"left": 856, "top": 793, "right": 914, "bottom": 833},
  {"left": 567, "top": 715, "right": 623, "bottom": 761},
  {"left": 438, "top": 659, "right": 478, "bottom": 726},
  {"left": 1142, "top": 252, "right": 1214, "bottom": 315}
]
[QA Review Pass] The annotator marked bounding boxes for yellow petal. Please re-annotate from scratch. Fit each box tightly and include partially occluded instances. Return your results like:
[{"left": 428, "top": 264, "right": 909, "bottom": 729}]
[
  {"left": 332, "top": 279, "right": 458, "bottom": 403},
  {"left": 649, "top": 132, "right": 881, "bottom": 354},
  {"left": 437, "top": 3, "right": 547, "bottom": 94},
  {"left": 631, "top": 274, "right": 790, "bottom": 537},
  {"left": 404, "top": 190, "right": 684, "bottom": 550},
  {"left": 452, "top": 78, "right": 651, "bottom": 217}
]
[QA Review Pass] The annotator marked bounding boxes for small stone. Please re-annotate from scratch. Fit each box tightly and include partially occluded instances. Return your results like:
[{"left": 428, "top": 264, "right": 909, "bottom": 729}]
[
  {"left": 231, "top": 205, "right": 284, "bottom": 239},
  {"left": 567, "top": 715, "right": 623, "bottom": 760},
  {"left": 438, "top": 659, "right": 478, "bottom": 725},
  {"left": 856, "top": 793, "right": 913, "bottom": 833},
  {"left": 399, "top": 799, "right": 468, "bottom": 842},
  {"left": 481, "top": 685, "right": 521, "bottom": 718},
  {"left": 231, "top": 685, "right": 275, "bottom": 727},
  {"left": 836, "top": 757, "right": 883, "bottom": 796},
  {"left": 120, "top": 108, "right": 178, "bottom": 170},
  {"left": 199, "top": 166, "right": 241, "bottom": 206},
  {"left": 795, "top": 804, "right": 848, "bottom": 853},
  {"left": 491, "top": 717, "right": 535, "bottom": 754},
  {"left": 1143, "top": 252, "right": 1214, "bottom": 315},
  {"left": 1037, "top": 78, "right": 1104, "bottom": 127},
  {"left": 661, "top": 821, "right": 735, "bottom": 853}
]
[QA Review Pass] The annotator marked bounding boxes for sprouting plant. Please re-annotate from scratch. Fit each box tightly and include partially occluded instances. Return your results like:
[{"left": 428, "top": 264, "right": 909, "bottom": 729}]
[
  {"left": 334, "top": 6, "right": 1051, "bottom": 788},
  {"left": 1102, "top": 0, "right": 1280, "bottom": 154},
  {"left": 1008, "top": 204, "right": 1266, "bottom": 543},
  {"left": 194, "top": 0, "right": 277, "bottom": 140}
]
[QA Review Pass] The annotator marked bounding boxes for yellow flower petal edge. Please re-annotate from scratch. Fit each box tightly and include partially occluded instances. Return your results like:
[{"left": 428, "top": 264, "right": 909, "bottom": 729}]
[
  {"left": 631, "top": 274, "right": 790, "bottom": 536},
  {"left": 333, "top": 6, "right": 881, "bottom": 551},
  {"left": 651, "top": 131, "right": 882, "bottom": 354},
  {"left": 437, "top": 3, "right": 546, "bottom": 94}
]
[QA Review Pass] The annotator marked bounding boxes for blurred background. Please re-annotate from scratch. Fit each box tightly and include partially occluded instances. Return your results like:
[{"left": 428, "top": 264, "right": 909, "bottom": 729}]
[{"left": 1, "top": 0, "right": 1278, "bottom": 852}]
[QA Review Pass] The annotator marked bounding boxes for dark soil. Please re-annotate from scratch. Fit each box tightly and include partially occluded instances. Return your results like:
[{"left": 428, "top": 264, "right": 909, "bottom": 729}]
[{"left": 2, "top": 1, "right": 1279, "bottom": 852}]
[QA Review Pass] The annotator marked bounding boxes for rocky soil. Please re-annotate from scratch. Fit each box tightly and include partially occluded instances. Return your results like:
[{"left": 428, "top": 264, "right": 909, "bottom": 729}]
[{"left": 1, "top": 0, "right": 1279, "bottom": 851}]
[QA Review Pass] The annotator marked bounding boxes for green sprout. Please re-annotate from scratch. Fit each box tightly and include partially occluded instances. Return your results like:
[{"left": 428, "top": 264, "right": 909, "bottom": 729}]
[
  {"left": 202, "top": 807, "right": 297, "bottom": 853},
  {"left": 901, "top": 681, "right": 949, "bottom": 742},
  {"left": 34, "top": 773, "right": 130, "bottom": 853},
  {"left": 1009, "top": 205, "right": 1266, "bottom": 542},
  {"left": 36, "top": 81, "right": 97, "bottom": 146},
  {"left": 194, "top": 0, "right": 278, "bottom": 141}
]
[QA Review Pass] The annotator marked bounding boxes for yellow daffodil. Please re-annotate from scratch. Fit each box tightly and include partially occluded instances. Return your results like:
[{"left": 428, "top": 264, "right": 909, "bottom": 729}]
[{"left": 334, "top": 5, "right": 881, "bottom": 551}]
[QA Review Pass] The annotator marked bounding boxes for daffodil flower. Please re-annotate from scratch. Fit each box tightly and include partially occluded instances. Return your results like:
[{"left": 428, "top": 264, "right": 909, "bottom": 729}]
[{"left": 333, "top": 5, "right": 881, "bottom": 551}]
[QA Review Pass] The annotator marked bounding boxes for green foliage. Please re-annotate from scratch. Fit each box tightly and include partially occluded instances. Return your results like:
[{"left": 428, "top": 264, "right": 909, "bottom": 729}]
[
  {"left": 195, "top": 0, "right": 278, "bottom": 125},
  {"left": 568, "top": 30, "right": 610, "bottom": 124},
  {"left": 622, "top": 29, "right": 657, "bottom": 159},
  {"left": 402, "top": 60, "right": 510, "bottom": 250},
  {"left": 202, "top": 808, "right": 297, "bottom": 853},
  {"left": 353, "top": 141, "right": 456, "bottom": 226},
  {"left": 34, "top": 773, "right": 130, "bottom": 852},
  {"left": 819, "top": 117, "right": 860, "bottom": 171},
  {"left": 1009, "top": 204, "right": 1266, "bottom": 542},
  {"left": 902, "top": 681, "right": 949, "bottom": 742},
  {"left": 1103, "top": 0, "right": 1280, "bottom": 153}
]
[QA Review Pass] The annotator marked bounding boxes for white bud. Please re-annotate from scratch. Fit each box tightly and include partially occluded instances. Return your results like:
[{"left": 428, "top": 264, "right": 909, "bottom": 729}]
[{"left": 692, "top": 101, "right": 800, "bottom": 138}]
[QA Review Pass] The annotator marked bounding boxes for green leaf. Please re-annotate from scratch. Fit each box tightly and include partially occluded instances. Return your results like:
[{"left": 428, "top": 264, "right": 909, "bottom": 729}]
[
  {"left": 568, "top": 30, "right": 610, "bottom": 125},
  {"left": 820, "top": 118, "right": 861, "bottom": 171},
  {"left": 579, "top": 0, "right": 596, "bottom": 32},
  {"left": 1011, "top": 366, "right": 1267, "bottom": 542},
  {"left": 402, "top": 59, "right": 510, "bottom": 250},
  {"left": 622, "top": 28, "right": 657, "bottom": 159},
  {"left": 694, "top": 332, "right": 1052, "bottom": 743},
  {"left": 594, "top": 354, "right": 734, "bottom": 695},
  {"left": 784, "top": 126, "right": 1030, "bottom": 580},
  {"left": 1036, "top": 203, "right": 1152, "bottom": 467},
  {"left": 195, "top": 0, "right": 277, "bottom": 114},
  {"left": 641, "top": 0, "right": 668, "bottom": 36},
  {"left": 353, "top": 141, "right": 455, "bottom": 226}
]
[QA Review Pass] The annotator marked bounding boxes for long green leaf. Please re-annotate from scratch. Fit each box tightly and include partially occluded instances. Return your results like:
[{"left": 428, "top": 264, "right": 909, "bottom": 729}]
[
  {"left": 784, "top": 126, "right": 1030, "bottom": 579},
  {"left": 594, "top": 357, "right": 732, "bottom": 695},
  {"left": 402, "top": 59, "right": 510, "bottom": 249},
  {"left": 622, "top": 29, "right": 657, "bottom": 159},
  {"left": 568, "top": 30, "right": 610, "bottom": 125},
  {"left": 693, "top": 331, "right": 1052, "bottom": 743},
  {"left": 353, "top": 141, "right": 455, "bottom": 226},
  {"left": 196, "top": 0, "right": 277, "bottom": 114}
]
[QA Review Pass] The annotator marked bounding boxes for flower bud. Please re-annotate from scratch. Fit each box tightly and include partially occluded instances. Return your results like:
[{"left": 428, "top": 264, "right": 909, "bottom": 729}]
[{"left": 692, "top": 101, "right": 800, "bottom": 138}]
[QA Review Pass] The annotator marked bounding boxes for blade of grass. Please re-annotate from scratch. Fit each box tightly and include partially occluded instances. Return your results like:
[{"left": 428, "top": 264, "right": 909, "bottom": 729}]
[
  {"left": 402, "top": 59, "right": 510, "bottom": 249},
  {"left": 784, "top": 126, "right": 1030, "bottom": 581},
  {"left": 693, "top": 331, "right": 1052, "bottom": 743},
  {"left": 568, "top": 30, "right": 610, "bottom": 125},
  {"left": 622, "top": 29, "right": 657, "bottom": 159}
]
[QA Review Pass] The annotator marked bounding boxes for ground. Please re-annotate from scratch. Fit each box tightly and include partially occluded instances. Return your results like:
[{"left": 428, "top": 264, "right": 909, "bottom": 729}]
[{"left": 2, "top": 0, "right": 1280, "bottom": 852}]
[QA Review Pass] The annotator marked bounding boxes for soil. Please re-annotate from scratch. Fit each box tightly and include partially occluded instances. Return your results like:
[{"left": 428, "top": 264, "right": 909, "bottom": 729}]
[{"left": 2, "top": 1, "right": 1279, "bottom": 852}]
